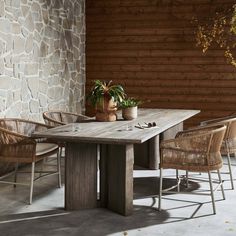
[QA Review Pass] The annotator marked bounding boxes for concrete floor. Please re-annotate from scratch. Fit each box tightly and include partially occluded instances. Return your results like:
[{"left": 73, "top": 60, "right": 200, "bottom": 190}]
[{"left": 0, "top": 157, "right": 235, "bottom": 236}]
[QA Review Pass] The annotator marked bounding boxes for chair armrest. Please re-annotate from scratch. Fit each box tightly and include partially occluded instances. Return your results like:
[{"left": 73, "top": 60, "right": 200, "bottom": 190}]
[
  {"left": 176, "top": 124, "right": 225, "bottom": 138},
  {"left": 200, "top": 115, "right": 235, "bottom": 126},
  {"left": 175, "top": 126, "right": 208, "bottom": 138},
  {"left": 44, "top": 118, "right": 65, "bottom": 126}
]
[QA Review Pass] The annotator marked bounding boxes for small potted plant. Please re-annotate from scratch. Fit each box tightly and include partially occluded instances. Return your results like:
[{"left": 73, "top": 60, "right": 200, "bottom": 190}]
[
  {"left": 87, "top": 80, "right": 125, "bottom": 121},
  {"left": 119, "top": 97, "right": 142, "bottom": 120}
]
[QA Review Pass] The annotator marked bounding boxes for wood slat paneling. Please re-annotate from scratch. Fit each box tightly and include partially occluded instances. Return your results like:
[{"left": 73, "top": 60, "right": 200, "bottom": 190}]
[{"left": 86, "top": 0, "right": 236, "bottom": 127}]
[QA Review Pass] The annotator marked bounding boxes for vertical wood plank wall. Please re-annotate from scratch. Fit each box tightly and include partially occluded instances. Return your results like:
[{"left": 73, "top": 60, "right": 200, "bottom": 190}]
[{"left": 85, "top": 0, "right": 236, "bottom": 127}]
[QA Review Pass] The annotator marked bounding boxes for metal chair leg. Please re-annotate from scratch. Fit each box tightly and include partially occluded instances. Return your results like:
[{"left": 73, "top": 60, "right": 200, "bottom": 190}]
[
  {"left": 59, "top": 146, "right": 63, "bottom": 159},
  {"left": 158, "top": 168, "right": 163, "bottom": 211},
  {"left": 185, "top": 170, "right": 189, "bottom": 188},
  {"left": 176, "top": 169, "right": 180, "bottom": 192},
  {"left": 57, "top": 150, "right": 62, "bottom": 188},
  {"left": 14, "top": 162, "right": 18, "bottom": 188},
  {"left": 208, "top": 171, "right": 216, "bottom": 214},
  {"left": 226, "top": 153, "right": 234, "bottom": 190},
  {"left": 39, "top": 158, "right": 46, "bottom": 178},
  {"left": 29, "top": 162, "right": 35, "bottom": 205},
  {"left": 217, "top": 170, "right": 225, "bottom": 200}
]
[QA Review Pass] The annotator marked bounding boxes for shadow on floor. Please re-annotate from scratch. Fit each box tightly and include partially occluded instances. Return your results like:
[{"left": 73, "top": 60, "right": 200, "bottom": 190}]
[
  {"left": 0, "top": 207, "right": 169, "bottom": 236},
  {"left": 0, "top": 164, "right": 233, "bottom": 236},
  {"left": 134, "top": 176, "right": 201, "bottom": 199}
]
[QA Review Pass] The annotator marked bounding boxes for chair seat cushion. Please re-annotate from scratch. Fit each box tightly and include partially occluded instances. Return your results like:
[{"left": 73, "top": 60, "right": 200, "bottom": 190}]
[{"left": 36, "top": 143, "right": 58, "bottom": 156}]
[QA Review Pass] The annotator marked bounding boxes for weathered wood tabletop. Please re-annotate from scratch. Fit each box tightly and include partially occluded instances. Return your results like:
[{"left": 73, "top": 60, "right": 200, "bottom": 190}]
[{"left": 33, "top": 108, "right": 200, "bottom": 144}]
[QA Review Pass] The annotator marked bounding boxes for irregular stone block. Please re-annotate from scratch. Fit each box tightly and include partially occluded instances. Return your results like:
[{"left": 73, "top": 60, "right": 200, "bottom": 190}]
[
  {"left": 42, "top": 9, "right": 49, "bottom": 24},
  {"left": 39, "top": 80, "right": 48, "bottom": 93},
  {"left": 34, "top": 31, "right": 41, "bottom": 43},
  {"left": 12, "top": 22, "right": 21, "bottom": 34},
  {"left": 13, "top": 89, "right": 21, "bottom": 101},
  {"left": 5, "top": 101, "right": 22, "bottom": 117},
  {"left": 21, "top": 5, "right": 30, "bottom": 17},
  {"left": 35, "top": 23, "right": 43, "bottom": 32},
  {"left": 24, "top": 13, "right": 34, "bottom": 31},
  {"left": 25, "top": 34, "right": 33, "bottom": 53},
  {"left": 33, "top": 43, "right": 40, "bottom": 60},
  {"left": 0, "top": 76, "right": 13, "bottom": 89},
  {"left": 22, "top": 102, "right": 29, "bottom": 110},
  {"left": 0, "top": 97, "right": 6, "bottom": 112},
  {"left": 0, "top": 18, "right": 11, "bottom": 33},
  {"left": 0, "top": 1, "right": 4, "bottom": 17},
  {"left": 12, "top": 0, "right": 20, "bottom": 8},
  {"left": 47, "top": 87, "right": 55, "bottom": 99},
  {"left": 13, "top": 35, "right": 25, "bottom": 54},
  {"left": 54, "top": 86, "right": 63, "bottom": 99},
  {"left": 27, "top": 77, "right": 39, "bottom": 98},
  {"left": 39, "top": 93, "right": 47, "bottom": 107},
  {"left": 24, "top": 63, "right": 39, "bottom": 75},
  {"left": 6, "top": 90, "right": 13, "bottom": 107},
  {"left": 31, "top": 2, "right": 41, "bottom": 12},
  {"left": 29, "top": 99, "right": 39, "bottom": 113},
  {"left": 32, "top": 12, "right": 42, "bottom": 22},
  {"left": 65, "top": 30, "right": 73, "bottom": 50}
]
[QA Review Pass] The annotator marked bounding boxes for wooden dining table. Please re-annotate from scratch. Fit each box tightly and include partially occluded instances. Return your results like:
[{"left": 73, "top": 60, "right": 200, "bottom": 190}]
[{"left": 33, "top": 108, "right": 200, "bottom": 216}]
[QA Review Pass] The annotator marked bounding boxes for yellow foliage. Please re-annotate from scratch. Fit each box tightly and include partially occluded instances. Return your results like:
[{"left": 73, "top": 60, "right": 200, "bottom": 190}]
[{"left": 195, "top": 4, "right": 236, "bottom": 67}]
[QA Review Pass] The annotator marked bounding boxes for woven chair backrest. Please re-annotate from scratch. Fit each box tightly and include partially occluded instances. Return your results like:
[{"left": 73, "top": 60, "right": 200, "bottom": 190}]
[
  {"left": 209, "top": 125, "right": 226, "bottom": 153},
  {"left": 200, "top": 116, "right": 236, "bottom": 154},
  {"left": 0, "top": 119, "right": 47, "bottom": 150},
  {"left": 178, "top": 125, "right": 226, "bottom": 153},
  {"left": 0, "top": 119, "right": 46, "bottom": 137},
  {"left": 226, "top": 119, "right": 236, "bottom": 141},
  {"left": 43, "top": 111, "right": 63, "bottom": 126},
  {"left": 206, "top": 117, "right": 236, "bottom": 141},
  {"left": 43, "top": 111, "right": 89, "bottom": 127},
  {"left": 61, "top": 113, "right": 82, "bottom": 123}
]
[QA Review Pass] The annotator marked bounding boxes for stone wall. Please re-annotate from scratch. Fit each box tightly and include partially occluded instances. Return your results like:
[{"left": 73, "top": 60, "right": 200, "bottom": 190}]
[
  {"left": 0, "top": 0, "right": 86, "bottom": 121},
  {"left": 0, "top": 0, "right": 85, "bottom": 176}
]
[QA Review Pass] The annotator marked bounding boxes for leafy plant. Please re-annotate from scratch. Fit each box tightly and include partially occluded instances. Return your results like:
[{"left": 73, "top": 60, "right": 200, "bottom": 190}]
[
  {"left": 119, "top": 97, "right": 142, "bottom": 108},
  {"left": 87, "top": 80, "right": 125, "bottom": 108},
  {"left": 194, "top": 4, "right": 236, "bottom": 67}
]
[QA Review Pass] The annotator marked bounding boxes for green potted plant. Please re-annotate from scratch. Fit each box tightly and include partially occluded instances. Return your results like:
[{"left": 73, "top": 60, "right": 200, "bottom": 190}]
[
  {"left": 119, "top": 97, "right": 142, "bottom": 120},
  {"left": 87, "top": 80, "right": 125, "bottom": 121}
]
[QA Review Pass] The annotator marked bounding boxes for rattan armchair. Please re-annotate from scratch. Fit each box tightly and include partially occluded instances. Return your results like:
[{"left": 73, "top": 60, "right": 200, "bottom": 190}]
[
  {"left": 43, "top": 110, "right": 91, "bottom": 127},
  {"left": 200, "top": 115, "right": 236, "bottom": 189},
  {"left": 159, "top": 124, "right": 226, "bottom": 214},
  {"left": 0, "top": 118, "right": 61, "bottom": 204}
]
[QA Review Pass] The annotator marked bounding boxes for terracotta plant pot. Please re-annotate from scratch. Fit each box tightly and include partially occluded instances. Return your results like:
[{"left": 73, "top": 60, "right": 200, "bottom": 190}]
[
  {"left": 122, "top": 106, "right": 138, "bottom": 120},
  {"left": 95, "top": 95, "right": 117, "bottom": 122},
  {"left": 95, "top": 111, "right": 117, "bottom": 122}
]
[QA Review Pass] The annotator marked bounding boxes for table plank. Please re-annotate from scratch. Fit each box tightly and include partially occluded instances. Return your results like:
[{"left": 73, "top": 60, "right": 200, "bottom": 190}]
[{"left": 65, "top": 142, "right": 97, "bottom": 210}]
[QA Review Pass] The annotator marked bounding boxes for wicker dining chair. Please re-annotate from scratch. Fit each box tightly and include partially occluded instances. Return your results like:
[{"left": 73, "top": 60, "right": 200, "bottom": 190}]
[
  {"left": 200, "top": 115, "right": 236, "bottom": 189},
  {"left": 42, "top": 110, "right": 91, "bottom": 127},
  {"left": 0, "top": 118, "right": 61, "bottom": 204},
  {"left": 158, "top": 124, "right": 226, "bottom": 214}
]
